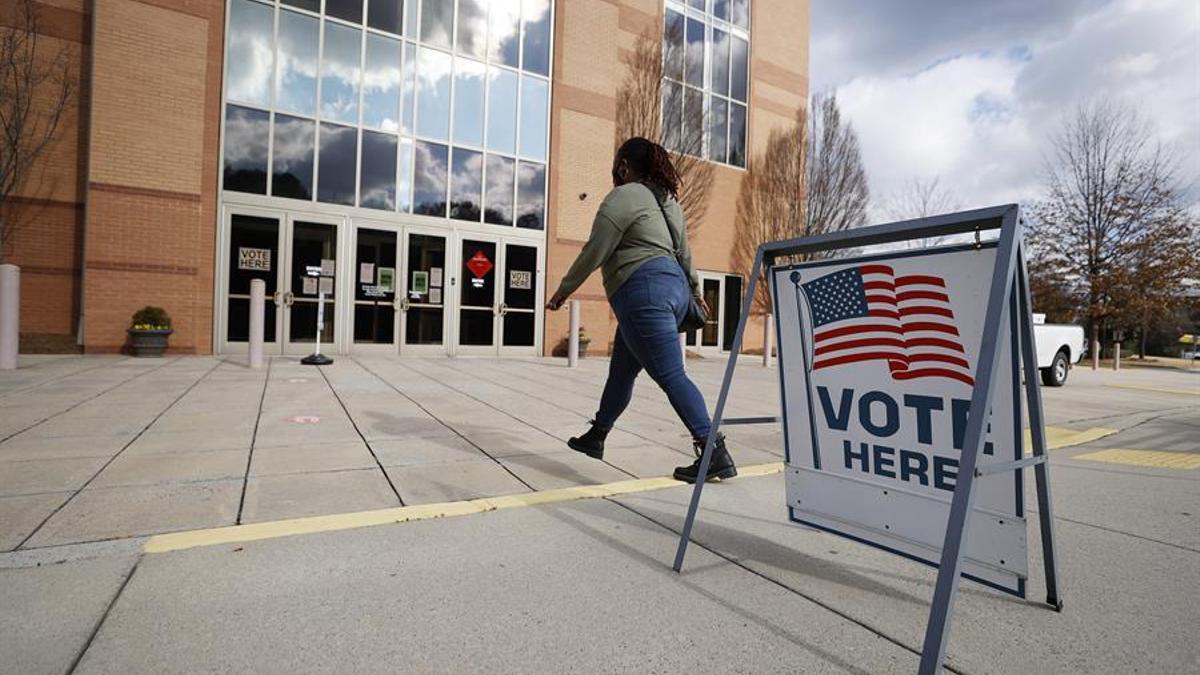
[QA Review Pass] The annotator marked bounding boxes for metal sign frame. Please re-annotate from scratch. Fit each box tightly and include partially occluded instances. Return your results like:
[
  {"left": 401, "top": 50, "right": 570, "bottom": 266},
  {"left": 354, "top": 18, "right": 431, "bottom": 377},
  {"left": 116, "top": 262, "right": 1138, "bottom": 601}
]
[{"left": 670, "top": 205, "right": 1063, "bottom": 674}]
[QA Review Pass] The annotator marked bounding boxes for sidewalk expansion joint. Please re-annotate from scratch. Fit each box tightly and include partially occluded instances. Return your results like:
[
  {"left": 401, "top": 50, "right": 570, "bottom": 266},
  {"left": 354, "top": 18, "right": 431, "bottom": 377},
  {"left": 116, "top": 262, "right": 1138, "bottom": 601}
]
[{"left": 142, "top": 462, "right": 785, "bottom": 554}]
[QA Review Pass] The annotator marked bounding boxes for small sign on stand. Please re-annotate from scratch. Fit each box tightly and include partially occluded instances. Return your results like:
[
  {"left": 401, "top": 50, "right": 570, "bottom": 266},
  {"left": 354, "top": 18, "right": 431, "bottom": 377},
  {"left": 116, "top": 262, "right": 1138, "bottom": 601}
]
[{"left": 301, "top": 264, "right": 333, "bottom": 366}]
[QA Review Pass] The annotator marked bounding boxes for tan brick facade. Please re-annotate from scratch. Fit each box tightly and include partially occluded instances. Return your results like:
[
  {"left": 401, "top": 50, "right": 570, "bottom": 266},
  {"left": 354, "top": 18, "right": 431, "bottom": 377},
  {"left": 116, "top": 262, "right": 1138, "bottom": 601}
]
[
  {"left": 545, "top": 0, "right": 810, "bottom": 356},
  {"left": 12, "top": 0, "right": 808, "bottom": 357}
]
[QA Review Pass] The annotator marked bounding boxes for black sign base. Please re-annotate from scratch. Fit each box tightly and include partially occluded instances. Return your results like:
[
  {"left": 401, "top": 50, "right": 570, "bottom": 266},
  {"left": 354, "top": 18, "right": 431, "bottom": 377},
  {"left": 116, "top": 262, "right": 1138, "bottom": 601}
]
[{"left": 300, "top": 353, "right": 333, "bottom": 365}]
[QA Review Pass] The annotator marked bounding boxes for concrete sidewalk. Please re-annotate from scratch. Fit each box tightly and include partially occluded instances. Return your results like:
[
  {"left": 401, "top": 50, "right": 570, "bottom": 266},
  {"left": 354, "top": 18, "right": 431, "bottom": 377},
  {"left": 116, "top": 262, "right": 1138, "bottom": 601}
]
[
  {"left": 1, "top": 355, "right": 1196, "bottom": 551},
  {"left": 1, "top": 355, "right": 1197, "bottom": 672}
]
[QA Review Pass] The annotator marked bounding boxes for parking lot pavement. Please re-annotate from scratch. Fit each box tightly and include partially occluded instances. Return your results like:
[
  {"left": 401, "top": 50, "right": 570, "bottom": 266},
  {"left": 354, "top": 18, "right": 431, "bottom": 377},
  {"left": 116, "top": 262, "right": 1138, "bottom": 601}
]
[{"left": 0, "top": 355, "right": 1196, "bottom": 672}]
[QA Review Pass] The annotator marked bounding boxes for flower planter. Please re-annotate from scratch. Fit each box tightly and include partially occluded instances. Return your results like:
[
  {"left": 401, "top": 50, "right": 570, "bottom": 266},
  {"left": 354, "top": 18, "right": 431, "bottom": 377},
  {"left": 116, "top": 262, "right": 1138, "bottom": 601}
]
[
  {"left": 579, "top": 340, "right": 590, "bottom": 358},
  {"left": 128, "top": 329, "right": 173, "bottom": 357}
]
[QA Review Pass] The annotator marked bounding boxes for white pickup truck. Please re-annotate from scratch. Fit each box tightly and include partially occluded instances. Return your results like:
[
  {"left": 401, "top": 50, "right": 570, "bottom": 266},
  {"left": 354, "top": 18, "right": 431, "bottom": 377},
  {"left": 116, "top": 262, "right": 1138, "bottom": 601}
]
[{"left": 1032, "top": 314, "right": 1086, "bottom": 386}]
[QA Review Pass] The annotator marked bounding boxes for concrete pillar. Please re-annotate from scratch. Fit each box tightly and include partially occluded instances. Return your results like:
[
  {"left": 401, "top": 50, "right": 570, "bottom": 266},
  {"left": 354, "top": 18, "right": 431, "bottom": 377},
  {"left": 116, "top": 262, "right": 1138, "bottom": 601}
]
[
  {"left": 567, "top": 299, "right": 580, "bottom": 367},
  {"left": 680, "top": 333, "right": 688, "bottom": 371},
  {"left": 249, "top": 278, "right": 265, "bottom": 369},
  {"left": 1091, "top": 338, "right": 1100, "bottom": 370},
  {"left": 1113, "top": 342, "right": 1121, "bottom": 371},
  {"left": 763, "top": 313, "right": 774, "bottom": 367},
  {"left": 0, "top": 264, "right": 18, "bottom": 370}
]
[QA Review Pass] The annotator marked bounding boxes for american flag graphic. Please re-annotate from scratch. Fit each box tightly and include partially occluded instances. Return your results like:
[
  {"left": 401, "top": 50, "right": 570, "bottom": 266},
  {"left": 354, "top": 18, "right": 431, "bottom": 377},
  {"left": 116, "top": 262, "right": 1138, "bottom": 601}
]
[{"left": 799, "top": 264, "right": 975, "bottom": 385}]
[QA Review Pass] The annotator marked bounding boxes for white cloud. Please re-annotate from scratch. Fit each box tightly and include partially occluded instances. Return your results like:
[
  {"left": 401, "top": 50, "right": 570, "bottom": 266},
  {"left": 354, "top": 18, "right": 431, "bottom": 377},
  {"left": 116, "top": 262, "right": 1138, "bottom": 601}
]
[{"left": 814, "top": 0, "right": 1200, "bottom": 222}]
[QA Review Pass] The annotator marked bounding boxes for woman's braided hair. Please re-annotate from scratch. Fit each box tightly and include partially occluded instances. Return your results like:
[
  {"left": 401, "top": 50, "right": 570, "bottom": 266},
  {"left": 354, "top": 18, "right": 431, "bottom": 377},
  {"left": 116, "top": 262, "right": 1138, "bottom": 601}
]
[{"left": 615, "top": 137, "right": 680, "bottom": 201}]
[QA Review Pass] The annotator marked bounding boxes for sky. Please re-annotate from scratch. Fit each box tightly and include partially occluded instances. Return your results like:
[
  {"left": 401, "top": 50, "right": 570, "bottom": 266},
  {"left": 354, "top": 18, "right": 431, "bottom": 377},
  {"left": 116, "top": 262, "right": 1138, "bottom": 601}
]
[{"left": 809, "top": 0, "right": 1200, "bottom": 221}]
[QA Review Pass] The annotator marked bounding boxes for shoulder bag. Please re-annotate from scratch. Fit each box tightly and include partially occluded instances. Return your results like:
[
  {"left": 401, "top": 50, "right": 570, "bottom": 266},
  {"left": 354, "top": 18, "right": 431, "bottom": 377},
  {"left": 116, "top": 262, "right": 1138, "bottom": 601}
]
[{"left": 647, "top": 185, "right": 708, "bottom": 333}]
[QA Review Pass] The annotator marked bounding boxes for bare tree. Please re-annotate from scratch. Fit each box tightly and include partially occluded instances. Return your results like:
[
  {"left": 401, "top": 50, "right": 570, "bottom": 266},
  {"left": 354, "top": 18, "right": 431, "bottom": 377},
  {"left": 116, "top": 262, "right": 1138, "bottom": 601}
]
[
  {"left": 1029, "top": 100, "right": 1198, "bottom": 357},
  {"left": 614, "top": 26, "right": 712, "bottom": 234},
  {"left": 732, "top": 94, "right": 870, "bottom": 311},
  {"left": 881, "top": 176, "right": 962, "bottom": 249},
  {"left": 0, "top": 0, "right": 74, "bottom": 261}
]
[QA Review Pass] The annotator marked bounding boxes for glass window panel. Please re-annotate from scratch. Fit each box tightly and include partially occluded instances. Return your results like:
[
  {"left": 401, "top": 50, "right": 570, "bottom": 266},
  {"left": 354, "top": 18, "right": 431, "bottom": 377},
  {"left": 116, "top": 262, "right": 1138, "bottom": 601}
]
[
  {"left": 415, "top": 48, "right": 452, "bottom": 140},
  {"left": 515, "top": 161, "right": 545, "bottom": 230},
  {"left": 489, "top": 0, "right": 520, "bottom": 67},
  {"left": 404, "top": 0, "right": 418, "bottom": 36},
  {"left": 708, "top": 96, "right": 728, "bottom": 163},
  {"left": 456, "top": 0, "right": 488, "bottom": 59},
  {"left": 413, "top": 141, "right": 449, "bottom": 216},
  {"left": 521, "top": 0, "right": 551, "bottom": 75},
  {"left": 320, "top": 22, "right": 361, "bottom": 124},
  {"left": 518, "top": 76, "right": 548, "bottom": 160},
  {"left": 275, "top": 10, "right": 318, "bottom": 116},
  {"left": 317, "top": 123, "right": 358, "bottom": 205},
  {"left": 484, "top": 154, "right": 514, "bottom": 226},
  {"left": 368, "top": 0, "right": 403, "bottom": 34},
  {"left": 729, "top": 102, "right": 746, "bottom": 167},
  {"left": 401, "top": 43, "right": 416, "bottom": 134},
  {"left": 227, "top": 215, "right": 279, "bottom": 342},
  {"left": 731, "top": 35, "right": 749, "bottom": 102},
  {"left": 226, "top": 0, "right": 273, "bottom": 107},
  {"left": 223, "top": 105, "right": 269, "bottom": 194},
  {"left": 420, "top": 0, "right": 453, "bottom": 48},
  {"left": 687, "top": 0, "right": 705, "bottom": 10},
  {"left": 713, "top": 0, "right": 729, "bottom": 21},
  {"left": 711, "top": 28, "right": 730, "bottom": 97},
  {"left": 327, "top": 0, "right": 363, "bottom": 23},
  {"left": 360, "top": 130, "right": 398, "bottom": 210},
  {"left": 452, "top": 58, "right": 486, "bottom": 147},
  {"left": 282, "top": 0, "right": 319, "bottom": 11},
  {"left": 685, "top": 18, "right": 704, "bottom": 88},
  {"left": 731, "top": 0, "right": 750, "bottom": 29},
  {"left": 663, "top": 10, "right": 684, "bottom": 82},
  {"left": 682, "top": 86, "right": 704, "bottom": 158},
  {"left": 398, "top": 138, "right": 413, "bottom": 212},
  {"left": 662, "top": 79, "right": 682, "bottom": 152},
  {"left": 450, "top": 148, "right": 483, "bottom": 221},
  {"left": 363, "top": 34, "right": 402, "bottom": 131},
  {"left": 486, "top": 68, "right": 518, "bottom": 154},
  {"left": 503, "top": 244, "right": 537, "bottom": 308},
  {"left": 272, "top": 114, "right": 315, "bottom": 200}
]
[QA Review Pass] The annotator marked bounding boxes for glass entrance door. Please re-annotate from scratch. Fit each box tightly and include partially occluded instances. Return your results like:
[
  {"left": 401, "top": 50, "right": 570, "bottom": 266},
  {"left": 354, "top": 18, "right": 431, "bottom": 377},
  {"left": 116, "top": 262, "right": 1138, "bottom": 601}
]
[
  {"left": 498, "top": 243, "right": 539, "bottom": 355},
  {"left": 352, "top": 227, "right": 398, "bottom": 352},
  {"left": 400, "top": 231, "right": 448, "bottom": 353},
  {"left": 456, "top": 237, "right": 499, "bottom": 354},
  {"left": 685, "top": 272, "right": 742, "bottom": 354},
  {"left": 283, "top": 218, "right": 339, "bottom": 355},
  {"left": 224, "top": 211, "right": 283, "bottom": 354}
]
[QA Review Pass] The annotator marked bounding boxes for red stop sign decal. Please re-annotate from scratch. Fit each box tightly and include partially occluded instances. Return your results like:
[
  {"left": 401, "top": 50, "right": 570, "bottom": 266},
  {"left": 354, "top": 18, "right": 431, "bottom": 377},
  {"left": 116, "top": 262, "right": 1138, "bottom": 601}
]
[{"left": 466, "top": 251, "right": 493, "bottom": 279}]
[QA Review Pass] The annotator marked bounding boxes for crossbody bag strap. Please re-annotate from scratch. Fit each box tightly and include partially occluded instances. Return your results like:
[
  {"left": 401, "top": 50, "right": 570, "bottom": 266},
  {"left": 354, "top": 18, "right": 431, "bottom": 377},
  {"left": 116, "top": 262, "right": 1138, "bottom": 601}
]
[{"left": 643, "top": 183, "right": 695, "bottom": 291}]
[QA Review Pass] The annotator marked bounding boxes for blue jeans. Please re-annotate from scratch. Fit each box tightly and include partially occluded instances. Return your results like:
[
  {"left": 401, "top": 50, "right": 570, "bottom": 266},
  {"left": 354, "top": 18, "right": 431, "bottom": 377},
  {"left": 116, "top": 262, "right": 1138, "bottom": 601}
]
[{"left": 593, "top": 256, "right": 712, "bottom": 440}]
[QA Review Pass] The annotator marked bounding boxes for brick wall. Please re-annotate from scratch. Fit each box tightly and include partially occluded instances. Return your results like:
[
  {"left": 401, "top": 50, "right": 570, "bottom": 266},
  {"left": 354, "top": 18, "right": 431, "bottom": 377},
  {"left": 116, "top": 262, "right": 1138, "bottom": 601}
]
[
  {"left": 2, "top": 0, "right": 90, "bottom": 352},
  {"left": 545, "top": 0, "right": 809, "bottom": 357},
  {"left": 80, "top": 0, "right": 223, "bottom": 354}
]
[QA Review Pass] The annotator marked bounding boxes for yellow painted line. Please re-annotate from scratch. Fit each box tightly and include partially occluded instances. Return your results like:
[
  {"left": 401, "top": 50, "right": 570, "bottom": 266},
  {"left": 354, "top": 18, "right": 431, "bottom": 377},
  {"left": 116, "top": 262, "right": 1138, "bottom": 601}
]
[
  {"left": 1024, "top": 426, "right": 1118, "bottom": 454},
  {"left": 1104, "top": 384, "right": 1199, "bottom": 397},
  {"left": 144, "top": 463, "right": 785, "bottom": 554},
  {"left": 1071, "top": 448, "right": 1200, "bottom": 470}
]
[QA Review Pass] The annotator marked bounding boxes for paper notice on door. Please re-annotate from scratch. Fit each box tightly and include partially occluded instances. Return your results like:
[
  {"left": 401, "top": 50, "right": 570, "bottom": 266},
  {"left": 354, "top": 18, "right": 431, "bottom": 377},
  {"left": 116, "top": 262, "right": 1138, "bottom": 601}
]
[
  {"left": 429, "top": 288, "right": 442, "bottom": 304},
  {"left": 319, "top": 277, "right": 333, "bottom": 294},
  {"left": 320, "top": 258, "right": 335, "bottom": 276},
  {"left": 412, "top": 270, "right": 429, "bottom": 295},
  {"left": 377, "top": 267, "right": 395, "bottom": 292},
  {"left": 430, "top": 267, "right": 443, "bottom": 287},
  {"left": 360, "top": 262, "right": 374, "bottom": 284},
  {"left": 302, "top": 277, "right": 317, "bottom": 295}
]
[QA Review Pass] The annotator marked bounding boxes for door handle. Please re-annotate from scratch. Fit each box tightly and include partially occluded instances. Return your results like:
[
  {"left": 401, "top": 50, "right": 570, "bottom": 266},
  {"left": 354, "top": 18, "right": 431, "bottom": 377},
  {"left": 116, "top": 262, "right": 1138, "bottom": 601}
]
[
  {"left": 272, "top": 291, "right": 283, "bottom": 306},
  {"left": 497, "top": 302, "right": 508, "bottom": 316},
  {"left": 284, "top": 291, "right": 295, "bottom": 307},
  {"left": 397, "top": 297, "right": 411, "bottom": 312}
]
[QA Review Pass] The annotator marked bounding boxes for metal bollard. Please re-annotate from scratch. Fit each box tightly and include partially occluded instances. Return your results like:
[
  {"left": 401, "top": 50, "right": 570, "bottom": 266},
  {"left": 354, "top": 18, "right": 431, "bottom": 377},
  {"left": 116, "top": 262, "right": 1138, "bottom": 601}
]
[
  {"left": 1091, "top": 339, "right": 1100, "bottom": 370},
  {"left": 567, "top": 299, "right": 580, "bottom": 368},
  {"left": 763, "top": 313, "right": 773, "bottom": 367},
  {"left": 249, "top": 278, "right": 265, "bottom": 369},
  {"left": 0, "top": 264, "right": 18, "bottom": 370},
  {"left": 1113, "top": 342, "right": 1120, "bottom": 371}
]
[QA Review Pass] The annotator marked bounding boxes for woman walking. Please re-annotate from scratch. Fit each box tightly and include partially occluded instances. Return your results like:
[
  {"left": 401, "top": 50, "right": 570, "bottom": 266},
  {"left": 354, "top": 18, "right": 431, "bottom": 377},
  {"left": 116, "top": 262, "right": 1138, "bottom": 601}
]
[{"left": 545, "top": 137, "right": 736, "bottom": 483}]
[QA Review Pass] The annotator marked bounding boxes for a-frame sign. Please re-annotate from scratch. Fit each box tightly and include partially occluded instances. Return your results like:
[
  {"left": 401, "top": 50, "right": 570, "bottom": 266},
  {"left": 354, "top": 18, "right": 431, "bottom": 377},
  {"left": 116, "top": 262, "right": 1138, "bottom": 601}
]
[{"left": 671, "top": 205, "right": 1063, "bottom": 674}]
